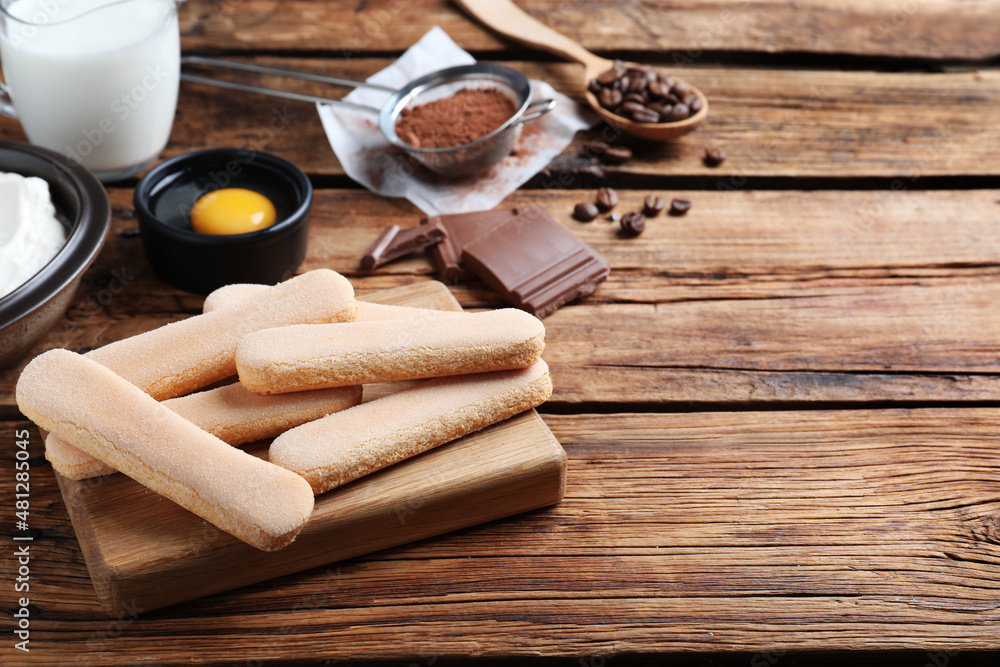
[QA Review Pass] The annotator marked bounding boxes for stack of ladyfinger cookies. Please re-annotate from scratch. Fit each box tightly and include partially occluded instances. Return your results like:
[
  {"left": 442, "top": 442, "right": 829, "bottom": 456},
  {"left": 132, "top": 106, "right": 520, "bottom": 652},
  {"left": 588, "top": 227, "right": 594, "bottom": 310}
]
[{"left": 15, "top": 269, "right": 552, "bottom": 552}]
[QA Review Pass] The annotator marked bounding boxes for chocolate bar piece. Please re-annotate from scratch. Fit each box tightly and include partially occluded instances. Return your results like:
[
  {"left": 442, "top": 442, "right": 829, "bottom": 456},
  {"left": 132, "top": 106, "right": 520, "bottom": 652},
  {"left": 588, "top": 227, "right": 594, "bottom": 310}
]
[
  {"left": 360, "top": 221, "right": 445, "bottom": 270},
  {"left": 460, "top": 207, "right": 610, "bottom": 318},
  {"left": 421, "top": 207, "right": 528, "bottom": 282}
]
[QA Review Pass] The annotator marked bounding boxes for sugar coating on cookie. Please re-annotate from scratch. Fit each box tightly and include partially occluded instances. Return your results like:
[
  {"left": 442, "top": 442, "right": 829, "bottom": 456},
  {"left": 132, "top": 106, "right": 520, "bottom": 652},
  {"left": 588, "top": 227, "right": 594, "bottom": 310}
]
[
  {"left": 167, "top": 381, "right": 363, "bottom": 445},
  {"left": 87, "top": 269, "right": 357, "bottom": 400},
  {"left": 46, "top": 432, "right": 115, "bottom": 479},
  {"left": 45, "top": 382, "right": 363, "bottom": 480},
  {"left": 353, "top": 301, "right": 455, "bottom": 321},
  {"left": 17, "top": 349, "right": 315, "bottom": 551},
  {"left": 202, "top": 281, "right": 451, "bottom": 323},
  {"left": 269, "top": 360, "right": 552, "bottom": 494},
  {"left": 202, "top": 283, "right": 269, "bottom": 312},
  {"left": 237, "top": 308, "right": 545, "bottom": 393}
]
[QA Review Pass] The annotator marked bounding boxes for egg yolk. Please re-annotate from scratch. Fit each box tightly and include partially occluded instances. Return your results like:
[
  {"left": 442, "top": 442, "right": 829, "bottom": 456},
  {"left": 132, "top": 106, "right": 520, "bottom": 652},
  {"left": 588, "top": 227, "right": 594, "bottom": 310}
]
[{"left": 190, "top": 188, "right": 277, "bottom": 235}]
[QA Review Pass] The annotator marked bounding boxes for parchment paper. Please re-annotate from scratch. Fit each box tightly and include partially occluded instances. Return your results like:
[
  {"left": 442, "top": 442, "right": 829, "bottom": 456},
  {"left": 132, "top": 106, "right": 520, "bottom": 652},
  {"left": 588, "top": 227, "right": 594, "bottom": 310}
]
[{"left": 317, "top": 27, "right": 596, "bottom": 216}]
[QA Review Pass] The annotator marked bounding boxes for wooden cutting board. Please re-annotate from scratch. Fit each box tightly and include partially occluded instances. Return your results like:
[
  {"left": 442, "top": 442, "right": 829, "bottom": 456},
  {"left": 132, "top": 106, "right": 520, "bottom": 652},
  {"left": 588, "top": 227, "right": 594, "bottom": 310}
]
[{"left": 53, "top": 281, "right": 567, "bottom": 617}]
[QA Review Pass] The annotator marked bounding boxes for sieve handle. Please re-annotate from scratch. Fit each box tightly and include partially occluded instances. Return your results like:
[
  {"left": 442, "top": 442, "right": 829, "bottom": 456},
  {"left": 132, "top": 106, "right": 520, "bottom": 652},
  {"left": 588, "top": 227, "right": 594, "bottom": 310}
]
[
  {"left": 518, "top": 98, "right": 557, "bottom": 123},
  {"left": 180, "top": 56, "right": 394, "bottom": 113}
]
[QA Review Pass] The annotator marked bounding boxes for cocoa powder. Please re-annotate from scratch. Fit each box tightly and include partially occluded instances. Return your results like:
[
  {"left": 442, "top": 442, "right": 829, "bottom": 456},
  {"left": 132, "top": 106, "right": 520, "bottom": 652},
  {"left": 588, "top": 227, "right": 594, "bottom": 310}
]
[{"left": 394, "top": 88, "right": 517, "bottom": 149}]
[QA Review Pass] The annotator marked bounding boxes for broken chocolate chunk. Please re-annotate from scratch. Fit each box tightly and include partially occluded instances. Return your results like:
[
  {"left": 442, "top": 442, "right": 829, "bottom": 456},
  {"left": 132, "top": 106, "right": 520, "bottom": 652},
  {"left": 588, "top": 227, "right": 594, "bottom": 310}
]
[
  {"left": 360, "top": 221, "right": 446, "bottom": 270},
  {"left": 460, "top": 207, "right": 610, "bottom": 318}
]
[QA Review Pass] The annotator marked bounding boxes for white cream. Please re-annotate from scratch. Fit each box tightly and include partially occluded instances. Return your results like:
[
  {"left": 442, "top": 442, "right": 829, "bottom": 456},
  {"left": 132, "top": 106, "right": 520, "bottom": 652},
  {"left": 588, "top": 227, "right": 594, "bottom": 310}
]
[{"left": 0, "top": 172, "right": 68, "bottom": 298}]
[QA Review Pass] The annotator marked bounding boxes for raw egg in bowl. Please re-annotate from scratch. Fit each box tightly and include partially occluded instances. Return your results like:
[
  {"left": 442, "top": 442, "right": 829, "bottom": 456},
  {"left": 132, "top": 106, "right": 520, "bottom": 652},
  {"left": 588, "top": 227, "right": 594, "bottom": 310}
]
[{"left": 133, "top": 149, "right": 312, "bottom": 294}]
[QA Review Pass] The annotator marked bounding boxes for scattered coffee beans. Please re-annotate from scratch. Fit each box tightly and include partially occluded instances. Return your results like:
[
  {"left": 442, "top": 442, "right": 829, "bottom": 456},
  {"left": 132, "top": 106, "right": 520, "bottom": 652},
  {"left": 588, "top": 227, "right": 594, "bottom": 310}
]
[
  {"left": 595, "top": 187, "right": 619, "bottom": 212},
  {"left": 584, "top": 139, "right": 633, "bottom": 165},
  {"left": 573, "top": 202, "right": 600, "bottom": 222},
  {"left": 703, "top": 146, "right": 726, "bottom": 167},
  {"left": 669, "top": 198, "right": 692, "bottom": 216},
  {"left": 619, "top": 211, "right": 646, "bottom": 236},
  {"left": 642, "top": 195, "right": 666, "bottom": 217},
  {"left": 589, "top": 60, "right": 701, "bottom": 124}
]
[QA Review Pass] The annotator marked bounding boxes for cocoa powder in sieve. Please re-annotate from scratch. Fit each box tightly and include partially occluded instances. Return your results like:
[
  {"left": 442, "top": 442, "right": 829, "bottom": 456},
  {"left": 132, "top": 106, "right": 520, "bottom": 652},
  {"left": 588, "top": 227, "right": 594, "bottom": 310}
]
[{"left": 394, "top": 88, "right": 518, "bottom": 149}]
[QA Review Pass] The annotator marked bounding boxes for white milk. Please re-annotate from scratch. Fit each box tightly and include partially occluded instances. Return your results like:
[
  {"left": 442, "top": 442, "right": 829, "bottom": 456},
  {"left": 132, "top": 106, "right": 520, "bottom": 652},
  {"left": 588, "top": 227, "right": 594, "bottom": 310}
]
[{"left": 0, "top": 0, "right": 180, "bottom": 178}]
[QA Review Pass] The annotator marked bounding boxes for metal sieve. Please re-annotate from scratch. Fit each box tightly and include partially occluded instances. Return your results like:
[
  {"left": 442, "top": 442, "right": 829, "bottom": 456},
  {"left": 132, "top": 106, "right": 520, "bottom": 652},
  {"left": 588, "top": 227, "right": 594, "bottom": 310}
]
[{"left": 181, "top": 58, "right": 556, "bottom": 178}]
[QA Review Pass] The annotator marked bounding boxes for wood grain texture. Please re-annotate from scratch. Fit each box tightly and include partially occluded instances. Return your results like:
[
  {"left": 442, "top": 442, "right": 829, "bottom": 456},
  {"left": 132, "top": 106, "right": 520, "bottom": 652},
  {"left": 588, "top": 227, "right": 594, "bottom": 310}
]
[
  {"left": 5, "top": 408, "right": 1000, "bottom": 663},
  {"left": 4, "top": 61, "right": 996, "bottom": 180},
  {"left": 4, "top": 188, "right": 1000, "bottom": 410},
  {"left": 2, "top": 2, "right": 998, "bottom": 663},
  {"left": 175, "top": 0, "right": 1000, "bottom": 60},
  {"left": 61, "top": 411, "right": 565, "bottom": 616}
]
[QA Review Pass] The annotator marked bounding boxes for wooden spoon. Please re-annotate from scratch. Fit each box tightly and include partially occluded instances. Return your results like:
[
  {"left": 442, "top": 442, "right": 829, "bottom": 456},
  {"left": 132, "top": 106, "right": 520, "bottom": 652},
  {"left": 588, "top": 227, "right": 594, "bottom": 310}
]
[{"left": 455, "top": 0, "right": 708, "bottom": 141}]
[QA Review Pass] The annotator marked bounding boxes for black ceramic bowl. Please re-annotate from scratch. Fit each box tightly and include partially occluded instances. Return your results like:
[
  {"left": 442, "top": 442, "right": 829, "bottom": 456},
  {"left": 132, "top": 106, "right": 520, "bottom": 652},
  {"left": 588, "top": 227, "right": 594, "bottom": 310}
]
[
  {"left": 134, "top": 148, "right": 312, "bottom": 294},
  {"left": 0, "top": 141, "right": 110, "bottom": 369}
]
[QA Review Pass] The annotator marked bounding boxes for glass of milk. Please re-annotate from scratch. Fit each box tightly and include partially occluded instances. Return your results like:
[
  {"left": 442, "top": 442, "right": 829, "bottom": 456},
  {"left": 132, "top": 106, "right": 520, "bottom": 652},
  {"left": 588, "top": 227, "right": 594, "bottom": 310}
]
[{"left": 0, "top": 0, "right": 181, "bottom": 181}]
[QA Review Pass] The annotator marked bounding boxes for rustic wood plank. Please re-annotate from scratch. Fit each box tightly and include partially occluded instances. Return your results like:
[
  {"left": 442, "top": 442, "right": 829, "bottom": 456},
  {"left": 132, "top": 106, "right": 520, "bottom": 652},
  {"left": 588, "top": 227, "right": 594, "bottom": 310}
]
[
  {"left": 3, "top": 61, "right": 996, "bottom": 180},
  {"left": 147, "top": 63, "right": 1000, "bottom": 180},
  {"left": 176, "top": 0, "right": 1000, "bottom": 60},
  {"left": 6, "top": 408, "right": 1000, "bottom": 662},
  {"left": 4, "top": 188, "right": 1000, "bottom": 410}
]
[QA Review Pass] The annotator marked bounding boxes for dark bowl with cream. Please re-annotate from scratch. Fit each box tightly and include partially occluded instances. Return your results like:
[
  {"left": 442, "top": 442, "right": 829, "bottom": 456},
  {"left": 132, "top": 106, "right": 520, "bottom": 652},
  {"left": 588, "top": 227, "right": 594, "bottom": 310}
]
[{"left": 0, "top": 141, "right": 110, "bottom": 369}]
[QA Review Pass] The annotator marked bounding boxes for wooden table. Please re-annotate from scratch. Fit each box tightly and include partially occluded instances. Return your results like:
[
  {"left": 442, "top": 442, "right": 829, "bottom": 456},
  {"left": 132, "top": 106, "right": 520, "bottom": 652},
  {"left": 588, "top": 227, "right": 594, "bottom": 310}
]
[{"left": 3, "top": 1, "right": 1000, "bottom": 665}]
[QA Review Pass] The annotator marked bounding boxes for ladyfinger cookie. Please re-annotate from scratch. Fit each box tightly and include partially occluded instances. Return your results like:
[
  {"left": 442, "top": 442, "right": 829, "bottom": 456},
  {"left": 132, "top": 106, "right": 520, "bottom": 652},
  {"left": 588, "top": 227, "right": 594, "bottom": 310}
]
[
  {"left": 237, "top": 308, "right": 545, "bottom": 394},
  {"left": 202, "top": 283, "right": 270, "bottom": 312},
  {"left": 45, "top": 382, "right": 363, "bottom": 480},
  {"left": 17, "top": 350, "right": 315, "bottom": 551},
  {"left": 202, "top": 282, "right": 450, "bottom": 322},
  {"left": 269, "top": 360, "right": 553, "bottom": 494},
  {"left": 87, "top": 269, "right": 357, "bottom": 401}
]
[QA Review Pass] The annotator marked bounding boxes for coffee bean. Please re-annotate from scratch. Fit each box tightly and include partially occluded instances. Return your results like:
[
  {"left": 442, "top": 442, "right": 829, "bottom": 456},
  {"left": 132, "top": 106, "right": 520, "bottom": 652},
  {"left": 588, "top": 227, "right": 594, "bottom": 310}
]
[
  {"left": 620, "top": 101, "right": 647, "bottom": 117},
  {"left": 643, "top": 195, "right": 666, "bottom": 217},
  {"left": 587, "top": 78, "right": 604, "bottom": 95},
  {"left": 595, "top": 187, "right": 619, "bottom": 212},
  {"left": 669, "top": 198, "right": 692, "bottom": 215},
  {"left": 603, "top": 146, "right": 633, "bottom": 165},
  {"left": 671, "top": 81, "right": 691, "bottom": 97},
  {"left": 649, "top": 102, "right": 672, "bottom": 116},
  {"left": 631, "top": 107, "right": 660, "bottom": 123},
  {"left": 626, "top": 76, "right": 648, "bottom": 94},
  {"left": 704, "top": 146, "right": 726, "bottom": 167},
  {"left": 619, "top": 211, "right": 646, "bottom": 237},
  {"left": 573, "top": 202, "right": 600, "bottom": 222},
  {"left": 623, "top": 92, "right": 647, "bottom": 105},
  {"left": 596, "top": 67, "right": 621, "bottom": 85},
  {"left": 666, "top": 103, "right": 690, "bottom": 122},
  {"left": 682, "top": 91, "right": 700, "bottom": 108},
  {"left": 599, "top": 87, "right": 623, "bottom": 109},
  {"left": 688, "top": 96, "right": 704, "bottom": 113},
  {"left": 647, "top": 80, "right": 670, "bottom": 99}
]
